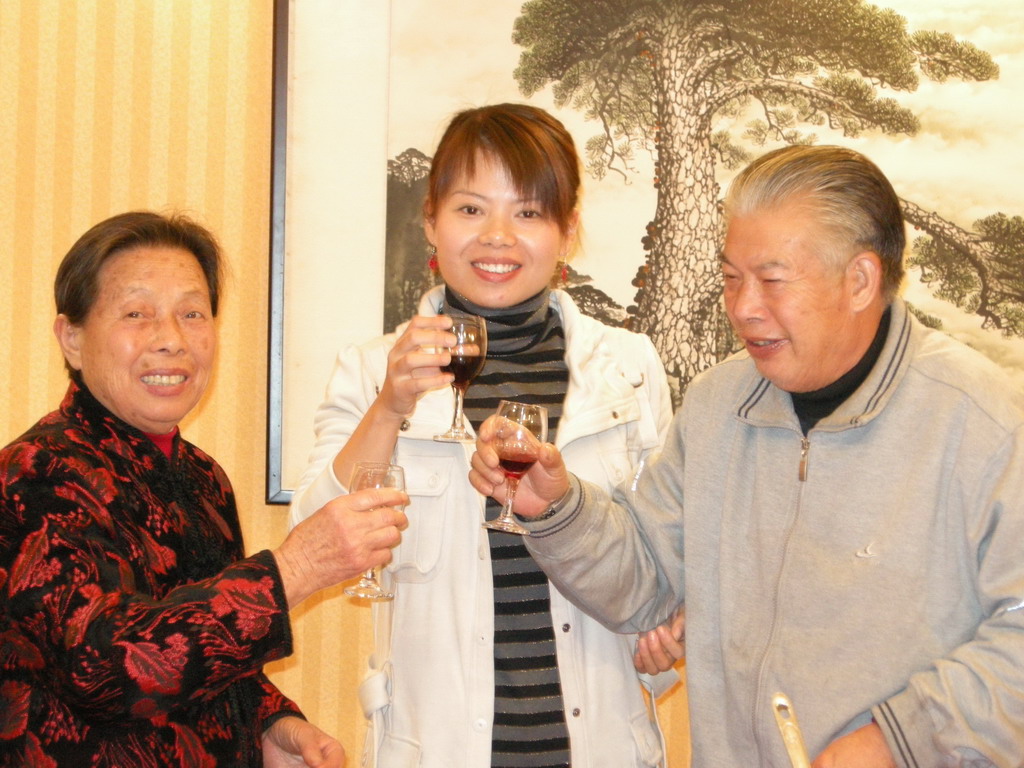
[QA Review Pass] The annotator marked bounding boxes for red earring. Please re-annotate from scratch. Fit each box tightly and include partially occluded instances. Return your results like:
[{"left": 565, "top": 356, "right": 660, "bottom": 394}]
[
  {"left": 427, "top": 245, "right": 439, "bottom": 272},
  {"left": 560, "top": 261, "right": 569, "bottom": 283}
]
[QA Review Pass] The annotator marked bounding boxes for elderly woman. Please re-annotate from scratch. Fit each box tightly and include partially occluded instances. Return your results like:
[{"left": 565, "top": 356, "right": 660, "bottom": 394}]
[{"left": 0, "top": 212, "right": 407, "bottom": 767}]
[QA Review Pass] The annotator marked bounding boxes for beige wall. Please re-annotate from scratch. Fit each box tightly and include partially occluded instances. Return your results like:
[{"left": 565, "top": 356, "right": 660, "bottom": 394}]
[{"left": 0, "top": 0, "right": 689, "bottom": 763}]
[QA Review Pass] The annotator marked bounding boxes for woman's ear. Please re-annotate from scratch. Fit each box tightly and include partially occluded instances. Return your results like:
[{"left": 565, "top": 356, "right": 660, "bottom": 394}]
[
  {"left": 423, "top": 199, "right": 437, "bottom": 244},
  {"left": 563, "top": 209, "right": 581, "bottom": 256},
  {"left": 53, "top": 315, "right": 84, "bottom": 372}
]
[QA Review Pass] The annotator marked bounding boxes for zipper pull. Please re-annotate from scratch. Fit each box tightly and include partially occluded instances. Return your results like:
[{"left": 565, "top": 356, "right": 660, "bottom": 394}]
[{"left": 799, "top": 437, "right": 810, "bottom": 482}]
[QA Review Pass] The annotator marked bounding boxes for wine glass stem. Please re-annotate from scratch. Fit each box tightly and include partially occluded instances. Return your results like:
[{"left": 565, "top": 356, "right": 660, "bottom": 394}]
[
  {"left": 450, "top": 385, "right": 466, "bottom": 432},
  {"left": 500, "top": 477, "right": 519, "bottom": 521}
]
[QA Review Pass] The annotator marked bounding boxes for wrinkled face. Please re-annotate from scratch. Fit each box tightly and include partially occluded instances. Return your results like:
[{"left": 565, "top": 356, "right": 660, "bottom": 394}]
[
  {"left": 425, "top": 154, "right": 577, "bottom": 308},
  {"left": 56, "top": 245, "right": 217, "bottom": 434},
  {"left": 721, "top": 204, "right": 877, "bottom": 393}
]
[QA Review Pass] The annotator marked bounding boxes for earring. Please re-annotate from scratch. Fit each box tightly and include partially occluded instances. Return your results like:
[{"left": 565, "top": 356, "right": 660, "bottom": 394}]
[
  {"left": 427, "top": 244, "right": 438, "bottom": 272},
  {"left": 559, "top": 260, "right": 569, "bottom": 285}
]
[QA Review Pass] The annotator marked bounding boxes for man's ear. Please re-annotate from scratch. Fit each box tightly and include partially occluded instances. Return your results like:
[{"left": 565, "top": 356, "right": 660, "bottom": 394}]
[
  {"left": 53, "top": 315, "right": 84, "bottom": 372},
  {"left": 848, "top": 251, "right": 883, "bottom": 312}
]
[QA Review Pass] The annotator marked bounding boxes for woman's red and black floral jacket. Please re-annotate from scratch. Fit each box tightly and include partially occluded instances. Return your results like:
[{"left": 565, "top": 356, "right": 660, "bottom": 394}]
[{"left": 0, "top": 382, "right": 302, "bottom": 767}]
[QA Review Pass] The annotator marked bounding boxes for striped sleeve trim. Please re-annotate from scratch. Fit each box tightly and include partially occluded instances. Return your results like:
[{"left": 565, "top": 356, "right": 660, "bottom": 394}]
[
  {"left": 528, "top": 480, "right": 586, "bottom": 538},
  {"left": 875, "top": 701, "right": 920, "bottom": 768}
]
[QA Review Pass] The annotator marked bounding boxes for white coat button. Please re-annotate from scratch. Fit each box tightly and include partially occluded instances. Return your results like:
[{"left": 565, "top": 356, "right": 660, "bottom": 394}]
[
  {"left": 474, "top": 718, "right": 487, "bottom": 731},
  {"left": 428, "top": 474, "right": 439, "bottom": 488}
]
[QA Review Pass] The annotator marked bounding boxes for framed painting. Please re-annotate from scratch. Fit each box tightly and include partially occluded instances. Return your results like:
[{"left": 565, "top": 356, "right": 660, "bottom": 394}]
[{"left": 268, "top": 0, "right": 1024, "bottom": 502}]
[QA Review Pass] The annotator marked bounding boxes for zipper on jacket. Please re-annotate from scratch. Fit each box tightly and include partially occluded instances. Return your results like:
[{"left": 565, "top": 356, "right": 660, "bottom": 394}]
[{"left": 751, "top": 434, "right": 810, "bottom": 759}]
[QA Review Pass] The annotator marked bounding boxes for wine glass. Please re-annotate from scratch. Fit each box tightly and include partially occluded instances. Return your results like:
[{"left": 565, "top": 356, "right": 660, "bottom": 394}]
[
  {"left": 482, "top": 401, "right": 548, "bottom": 536},
  {"left": 433, "top": 314, "right": 487, "bottom": 442},
  {"left": 344, "top": 461, "right": 405, "bottom": 601}
]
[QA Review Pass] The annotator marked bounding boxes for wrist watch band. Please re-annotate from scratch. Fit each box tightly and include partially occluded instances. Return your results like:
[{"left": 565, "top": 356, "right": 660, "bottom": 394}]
[{"left": 518, "top": 484, "right": 573, "bottom": 522}]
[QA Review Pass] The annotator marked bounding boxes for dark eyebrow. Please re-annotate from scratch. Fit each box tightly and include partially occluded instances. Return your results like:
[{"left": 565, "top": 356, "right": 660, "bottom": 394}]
[{"left": 449, "top": 189, "right": 537, "bottom": 205}]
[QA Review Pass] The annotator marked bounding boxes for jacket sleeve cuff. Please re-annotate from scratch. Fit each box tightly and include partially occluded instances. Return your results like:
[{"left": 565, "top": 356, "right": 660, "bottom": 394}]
[
  {"left": 517, "top": 475, "right": 584, "bottom": 532},
  {"left": 871, "top": 688, "right": 932, "bottom": 768}
]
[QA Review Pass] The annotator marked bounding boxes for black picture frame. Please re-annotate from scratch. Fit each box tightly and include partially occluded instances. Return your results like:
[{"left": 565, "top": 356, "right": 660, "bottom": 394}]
[{"left": 265, "top": 0, "right": 290, "bottom": 504}]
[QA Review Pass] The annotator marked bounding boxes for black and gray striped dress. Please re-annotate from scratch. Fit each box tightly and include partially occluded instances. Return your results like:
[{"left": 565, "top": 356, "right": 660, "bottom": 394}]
[{"left": 446, "top": 287, "right": 572, "bottom": 768}]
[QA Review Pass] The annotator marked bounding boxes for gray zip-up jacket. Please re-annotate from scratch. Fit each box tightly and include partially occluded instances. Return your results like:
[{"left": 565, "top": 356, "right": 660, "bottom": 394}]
[{"left": 525, "top": 299, "right": 1024, "bottom": 767}]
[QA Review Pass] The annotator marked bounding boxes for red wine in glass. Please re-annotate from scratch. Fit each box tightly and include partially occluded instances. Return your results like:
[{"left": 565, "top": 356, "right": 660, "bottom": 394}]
[
  {"left": 483, "top": 400, "right": 548, "bottom": 536},
  {"left": 443, "top": 353, "right": 485, "bottom": 391},
  {"left": 497, "top": 450, "right": 538, "bottom": 480},
  {"left": 434, "top": 315, "right": 487, "bottom": 442}
]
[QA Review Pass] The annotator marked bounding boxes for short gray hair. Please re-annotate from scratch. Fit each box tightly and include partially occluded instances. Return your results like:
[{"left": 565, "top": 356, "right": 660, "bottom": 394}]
[{"left": 723, "top": 145, "right": 905, "bottom": 301}]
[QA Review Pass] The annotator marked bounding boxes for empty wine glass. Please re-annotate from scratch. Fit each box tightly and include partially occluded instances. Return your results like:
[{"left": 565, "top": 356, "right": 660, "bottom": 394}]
[
  {"left": 434, "top": 314, "right": 487, "bottom": 442},
  {"left": 482, "top": 400, "right": 548, "bottom": 536},
  {"left": 344, "top": 461, "right": 405, "bottom": 600}
]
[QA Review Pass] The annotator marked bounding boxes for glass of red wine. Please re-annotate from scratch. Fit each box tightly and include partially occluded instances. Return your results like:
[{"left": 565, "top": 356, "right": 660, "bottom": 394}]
[
  {"left": 482, "top": 400, "right": 548, "bottom": 536},
  {"left": 434, "top": 314, "right": 487, "bottom": 442},
  {"left": 344, "top": 461, "right": 405, "bottom": 600}
]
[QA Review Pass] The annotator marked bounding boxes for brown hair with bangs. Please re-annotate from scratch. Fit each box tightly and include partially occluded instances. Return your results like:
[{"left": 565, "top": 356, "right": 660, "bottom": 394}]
[{"left": 424, "top": 103, "right": 581, "bottom": 235}]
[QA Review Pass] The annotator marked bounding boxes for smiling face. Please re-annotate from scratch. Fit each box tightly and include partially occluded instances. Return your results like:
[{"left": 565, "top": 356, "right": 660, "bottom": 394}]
[
  {"left": 721, "top": 203, "right": 884, "bottom": 393},
  {"left": 54, "top": 245, "right": 217, "bottom": 434},
  {"left": 424, "top": 154, "right": 578, "bottom": 309}
]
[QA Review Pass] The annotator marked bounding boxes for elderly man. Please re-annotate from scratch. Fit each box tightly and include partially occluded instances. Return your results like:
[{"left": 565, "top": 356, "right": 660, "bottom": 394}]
[{"left": 470, "top": 145, "right": 1024, "bottom": 767}]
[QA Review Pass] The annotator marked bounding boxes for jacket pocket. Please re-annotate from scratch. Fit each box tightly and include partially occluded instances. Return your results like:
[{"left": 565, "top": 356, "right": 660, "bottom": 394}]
[{"left": 384, "top": 455, "right": 453, "bottom": 581}]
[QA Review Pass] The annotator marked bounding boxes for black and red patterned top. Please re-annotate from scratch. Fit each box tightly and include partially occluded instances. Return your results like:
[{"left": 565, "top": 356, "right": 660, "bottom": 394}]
[{"left": 0, "top": 382, "right": 301, "bottom": 767}]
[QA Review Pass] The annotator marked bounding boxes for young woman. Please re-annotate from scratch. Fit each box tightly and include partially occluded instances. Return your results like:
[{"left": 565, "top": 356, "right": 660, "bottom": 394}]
[{"left": 290, "top": 104, "right": 682, "bottom": 768}]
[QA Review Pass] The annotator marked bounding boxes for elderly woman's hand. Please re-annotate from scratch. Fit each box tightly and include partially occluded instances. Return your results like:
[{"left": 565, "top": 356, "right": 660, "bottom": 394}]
[
  {"left": 273, "top": 488, "right": 409, "bottom": 609},
  {"left": 262, "top": 716, "right": 343, "bottom": 767}
]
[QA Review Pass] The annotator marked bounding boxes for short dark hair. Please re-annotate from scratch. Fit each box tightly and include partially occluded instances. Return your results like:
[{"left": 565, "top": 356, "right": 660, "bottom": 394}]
[
  {"left": 54, "top": 211, "right": 223, "bottom": 379},
  {"left": 723, "top": 145, "right": 906, "bottom": 300},
  {"left": 55, "top": 210, "right": 223, "bottom": 323},
  {"left": 425, "top": 103, "right": 581, "bottom": 235}
]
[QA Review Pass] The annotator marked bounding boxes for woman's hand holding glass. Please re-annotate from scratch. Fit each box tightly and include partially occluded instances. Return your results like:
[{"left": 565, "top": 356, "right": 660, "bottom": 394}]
[
  {"left": 377, "top": 315, "right": 462, "bottom": 420},
  {"left": 274, "top": 483, "right": 408, "bottom": 609}
]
